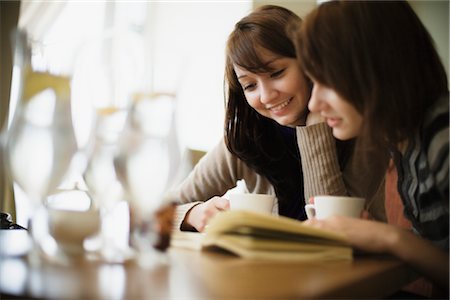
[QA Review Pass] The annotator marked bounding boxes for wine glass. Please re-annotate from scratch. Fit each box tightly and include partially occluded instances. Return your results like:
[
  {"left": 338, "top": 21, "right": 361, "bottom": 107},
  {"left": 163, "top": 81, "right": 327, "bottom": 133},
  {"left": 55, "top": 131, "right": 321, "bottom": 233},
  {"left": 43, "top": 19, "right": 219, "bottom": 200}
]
[
  {"left": 75, "top": 30, "right": 142, "bottom": 262},
  {"left": 3, "top": 30, "right": 78, "bottom": 263},
  {"left": 82, "top": 107, "right": 130, "bottom": 262},
  {"left": 114, "top": 92, "right": 179, "bottom": 267}
]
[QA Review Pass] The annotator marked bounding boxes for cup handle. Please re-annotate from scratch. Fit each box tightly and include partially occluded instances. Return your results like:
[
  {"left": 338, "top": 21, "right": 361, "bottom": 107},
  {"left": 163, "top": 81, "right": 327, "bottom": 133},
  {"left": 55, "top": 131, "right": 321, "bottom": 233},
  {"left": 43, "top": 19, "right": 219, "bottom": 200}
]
[{"left": 305, "top": 204, "right": 316, "bottom": 219}]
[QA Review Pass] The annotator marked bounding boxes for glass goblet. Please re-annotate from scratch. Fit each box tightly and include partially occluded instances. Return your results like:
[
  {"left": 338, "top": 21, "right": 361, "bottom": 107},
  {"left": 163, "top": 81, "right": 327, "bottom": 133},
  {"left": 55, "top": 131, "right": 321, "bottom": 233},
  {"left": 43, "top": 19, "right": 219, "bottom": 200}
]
[
  {"left": 83, "top": 107, "right": 131, "bottom": 262},
  {"left": 4, "top": 32, "right": 77, "bottom": 263},
  {"left": 114, "top": 93, "right": 179, "bottom": 267},
  {"left": 73, "top": 30, "right": 143, "bottom": 262}
]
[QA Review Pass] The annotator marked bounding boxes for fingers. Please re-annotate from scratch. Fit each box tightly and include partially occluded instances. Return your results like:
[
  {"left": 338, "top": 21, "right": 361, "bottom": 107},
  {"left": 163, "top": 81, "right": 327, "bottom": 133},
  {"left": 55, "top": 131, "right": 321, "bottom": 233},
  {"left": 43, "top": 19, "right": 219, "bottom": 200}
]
[
  {"left": 214, "top": 197, "right": 230, "bottom": 211},
  {"left": 303, "top": 218, "right": 331, "bottom": 232},
  {"left": 360, "top": 210, "right": 372, "bottom": 220},
  {"left": 193, "top": 197, "right": 229, "bottom": 232},
  {"left": 303, "top": 218, "right": 319, "bottom": 226},
  {"left": 303, "top": 219, "right": 314, "bottom": 226},
  {"left": 185, "top": 203, "right": 207, "bottom": 232},
  {"left": 306, "top": 111, "right": 326, "bottom": 126},
  {"left": 303, "top": 215, "right": 343, "bottom": 231}
]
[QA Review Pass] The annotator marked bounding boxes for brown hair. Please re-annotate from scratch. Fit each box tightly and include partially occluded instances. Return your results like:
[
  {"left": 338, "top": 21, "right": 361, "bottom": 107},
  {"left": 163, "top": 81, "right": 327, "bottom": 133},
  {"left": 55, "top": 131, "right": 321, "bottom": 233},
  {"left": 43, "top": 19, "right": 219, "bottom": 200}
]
[
  {"left": 294, "top": 1, "right": 448, "bottom": 149},
  {"left": 224, "top": 5, "right": 305, "bottom": 140},
  {"left": 224, "top": 5, "right": 309, "bottom": 219}
]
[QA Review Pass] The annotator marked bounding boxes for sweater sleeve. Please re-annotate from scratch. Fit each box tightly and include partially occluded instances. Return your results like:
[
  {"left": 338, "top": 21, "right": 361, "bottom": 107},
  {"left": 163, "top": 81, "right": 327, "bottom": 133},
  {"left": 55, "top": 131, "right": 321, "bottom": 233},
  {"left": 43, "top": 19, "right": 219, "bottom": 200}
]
[
  {"left": 173, "top": 202, "right": 202, "bottom": 231},
  {"left": 165, "top": 140, "right": 238, "bottom": 204},
  {"left": 296, "top": 122, "right": 346, "bottom": 201},
  {"left": 164, "top": 139, "right": 239, "bottom": 230}
]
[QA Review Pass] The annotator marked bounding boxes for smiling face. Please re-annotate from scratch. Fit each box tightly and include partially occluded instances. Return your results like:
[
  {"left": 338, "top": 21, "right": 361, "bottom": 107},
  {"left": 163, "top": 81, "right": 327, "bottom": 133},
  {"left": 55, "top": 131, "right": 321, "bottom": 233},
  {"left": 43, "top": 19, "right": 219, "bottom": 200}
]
[
  {"left": 233, "top": 50, "right": 309, "bottom": 127},
  {"left": 308, "top": 80, "right": 363, "bottom": 140}
]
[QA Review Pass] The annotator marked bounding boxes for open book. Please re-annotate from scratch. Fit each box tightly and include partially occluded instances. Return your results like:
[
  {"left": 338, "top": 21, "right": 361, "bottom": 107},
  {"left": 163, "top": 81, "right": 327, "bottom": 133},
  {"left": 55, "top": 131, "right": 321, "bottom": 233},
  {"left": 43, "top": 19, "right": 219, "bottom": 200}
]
[{"left": 171, "top": 210, "right": 352, "bottom": 261}]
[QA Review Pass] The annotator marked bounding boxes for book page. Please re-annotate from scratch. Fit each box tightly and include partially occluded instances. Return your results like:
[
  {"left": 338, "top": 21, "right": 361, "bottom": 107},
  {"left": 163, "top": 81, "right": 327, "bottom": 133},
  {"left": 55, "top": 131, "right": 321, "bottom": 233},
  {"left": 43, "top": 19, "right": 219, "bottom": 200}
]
[{"left": 205, "top": 210, "right": 348, "bottom": 243}]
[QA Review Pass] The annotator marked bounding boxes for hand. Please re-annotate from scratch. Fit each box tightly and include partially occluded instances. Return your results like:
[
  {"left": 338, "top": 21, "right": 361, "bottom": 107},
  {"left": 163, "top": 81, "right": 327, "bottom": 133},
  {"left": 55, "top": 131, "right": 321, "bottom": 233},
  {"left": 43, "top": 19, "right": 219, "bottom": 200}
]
[
  {"left": 304, "top": 215, "right": 449, "bottom": 290},
  {"left": 185, "top": 196, "right": 230, "bottom": 232},
  {"left": 360, "top": 210, "right": 373, "bottom": 220},
  {"left": 306, "top": 110, "right": 325, "bottom": 126},
  {"left": 303, "top": 216, "right": 400, "bottom": 254}
]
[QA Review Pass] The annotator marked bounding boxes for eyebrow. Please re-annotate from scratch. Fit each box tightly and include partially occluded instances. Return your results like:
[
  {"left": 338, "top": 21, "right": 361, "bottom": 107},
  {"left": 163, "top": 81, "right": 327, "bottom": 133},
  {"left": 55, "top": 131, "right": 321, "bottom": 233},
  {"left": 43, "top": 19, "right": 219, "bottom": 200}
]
[{"left": 236, "top": 57, "right": 280, "bottom": 80}]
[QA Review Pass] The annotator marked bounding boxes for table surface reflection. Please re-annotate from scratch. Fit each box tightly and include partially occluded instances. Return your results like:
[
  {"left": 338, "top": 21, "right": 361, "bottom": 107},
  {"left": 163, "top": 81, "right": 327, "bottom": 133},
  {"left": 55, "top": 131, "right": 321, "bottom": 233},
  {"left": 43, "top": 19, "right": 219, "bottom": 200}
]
[{"left": 0, "top": 230, "right": 417, "bottom": 299}]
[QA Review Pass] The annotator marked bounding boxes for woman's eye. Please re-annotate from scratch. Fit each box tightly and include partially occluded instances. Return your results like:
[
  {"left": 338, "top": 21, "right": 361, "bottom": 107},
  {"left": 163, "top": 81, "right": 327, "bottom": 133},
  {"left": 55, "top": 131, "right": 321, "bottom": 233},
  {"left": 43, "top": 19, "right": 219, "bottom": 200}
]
[
  {"left": 271, "top": 69, "right": 285, "bottom": 78},
  {"left": 243, "top": 83, "right": 256, "bottom": 91}
]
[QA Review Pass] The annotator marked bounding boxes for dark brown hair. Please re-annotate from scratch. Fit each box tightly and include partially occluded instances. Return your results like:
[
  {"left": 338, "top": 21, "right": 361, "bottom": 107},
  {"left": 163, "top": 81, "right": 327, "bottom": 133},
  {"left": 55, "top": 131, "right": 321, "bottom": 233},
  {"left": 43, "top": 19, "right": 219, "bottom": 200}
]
[
  {"left": 294, "top": 1, "right": 448, "bottom": 149},
  {"left": 224, "top": 5, "right": 308, "bottom": 219}
]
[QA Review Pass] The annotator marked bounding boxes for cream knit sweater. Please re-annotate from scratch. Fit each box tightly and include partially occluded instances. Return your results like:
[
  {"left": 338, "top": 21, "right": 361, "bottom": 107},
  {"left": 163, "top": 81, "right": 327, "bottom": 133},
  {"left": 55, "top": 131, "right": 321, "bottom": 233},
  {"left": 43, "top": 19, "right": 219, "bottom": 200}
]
[{"left": 165, "top": 122, "right": 387, "bottom": 230}]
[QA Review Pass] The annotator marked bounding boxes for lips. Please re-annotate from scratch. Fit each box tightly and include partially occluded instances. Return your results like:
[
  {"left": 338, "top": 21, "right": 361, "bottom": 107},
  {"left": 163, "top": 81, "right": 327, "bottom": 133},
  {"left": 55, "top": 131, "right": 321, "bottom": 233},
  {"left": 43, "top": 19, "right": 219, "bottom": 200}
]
[
  {"left": 267, "top": 97, "right": 292, "bottom": 112},
  {"left": 326, "top": 117, "right": 341, "bottom": 127}
]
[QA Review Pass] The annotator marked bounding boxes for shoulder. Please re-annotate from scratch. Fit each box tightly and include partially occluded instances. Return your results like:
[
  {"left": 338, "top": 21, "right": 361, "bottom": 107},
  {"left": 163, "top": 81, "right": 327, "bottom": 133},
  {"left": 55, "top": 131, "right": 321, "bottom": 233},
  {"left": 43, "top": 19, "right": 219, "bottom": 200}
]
[
  {"left": 200, "top": 138, "right": 236, "bottom": 164},
  {"left": 199, "top": 138, "right": 255, "bottom": 176},
  {"left": 422, "top": 94, "right": 449, "bottom": 170},
  {"left": 424, "top": 93, "right": 449, "bottom": 127},
  {"left": 200, "top": 138, "right": 273, "bottom": 194}
]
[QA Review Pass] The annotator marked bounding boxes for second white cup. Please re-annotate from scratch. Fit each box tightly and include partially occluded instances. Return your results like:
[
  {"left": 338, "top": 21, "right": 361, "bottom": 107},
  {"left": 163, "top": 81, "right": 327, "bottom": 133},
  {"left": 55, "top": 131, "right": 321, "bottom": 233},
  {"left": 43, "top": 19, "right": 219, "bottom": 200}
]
[
  {"left": 305, "top": 195, "right": 365, "bottom": 220},
  {"left": 228, "top": 193, "right": 275, "bottom": 215}
]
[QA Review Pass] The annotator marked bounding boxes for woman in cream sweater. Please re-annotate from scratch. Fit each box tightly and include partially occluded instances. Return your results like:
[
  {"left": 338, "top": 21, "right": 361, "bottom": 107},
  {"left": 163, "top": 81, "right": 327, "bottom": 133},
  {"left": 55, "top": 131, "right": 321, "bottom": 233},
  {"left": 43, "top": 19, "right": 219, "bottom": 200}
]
[{"left": 166, "top": 5, "right": 388, "bottom": 232}]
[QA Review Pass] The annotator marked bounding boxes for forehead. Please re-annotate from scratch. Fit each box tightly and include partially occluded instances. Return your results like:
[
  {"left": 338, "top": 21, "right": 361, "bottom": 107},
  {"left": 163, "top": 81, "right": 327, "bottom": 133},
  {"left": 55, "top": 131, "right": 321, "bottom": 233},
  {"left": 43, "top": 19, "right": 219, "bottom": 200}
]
[
  {"left": 231, "top": 47, "right": 282, "bottom": 74},
  {"left": 233, "top": 49, "right": 281, "bottom": 76},
  {"left": 252, "top": 47, "right": 279, "bottom": 61}
]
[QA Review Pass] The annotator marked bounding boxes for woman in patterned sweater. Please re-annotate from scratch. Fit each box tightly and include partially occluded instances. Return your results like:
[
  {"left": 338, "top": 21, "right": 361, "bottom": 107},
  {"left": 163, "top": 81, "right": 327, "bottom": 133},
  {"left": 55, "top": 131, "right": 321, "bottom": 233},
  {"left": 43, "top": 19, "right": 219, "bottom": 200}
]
[{"left": 294, "top": 0, "right": 448, "bottom": 291}]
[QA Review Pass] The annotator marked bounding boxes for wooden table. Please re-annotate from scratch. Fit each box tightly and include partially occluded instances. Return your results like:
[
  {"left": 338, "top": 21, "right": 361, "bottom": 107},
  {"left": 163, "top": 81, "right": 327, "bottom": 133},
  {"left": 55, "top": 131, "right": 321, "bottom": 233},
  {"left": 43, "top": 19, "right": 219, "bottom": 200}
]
[{"left": 0, "top": 230, "right": 417, "bottom": 299}]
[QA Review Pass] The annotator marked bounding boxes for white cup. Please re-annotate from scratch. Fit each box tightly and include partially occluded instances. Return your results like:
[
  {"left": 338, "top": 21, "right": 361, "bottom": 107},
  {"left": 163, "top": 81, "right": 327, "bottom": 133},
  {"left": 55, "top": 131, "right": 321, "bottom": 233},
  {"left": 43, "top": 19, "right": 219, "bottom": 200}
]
[
  {"left": 228, "top": 193, "right": 275, "bottom": 215},
  {"left": 305, "top": 196, "right": 365, "bottom": 220}
]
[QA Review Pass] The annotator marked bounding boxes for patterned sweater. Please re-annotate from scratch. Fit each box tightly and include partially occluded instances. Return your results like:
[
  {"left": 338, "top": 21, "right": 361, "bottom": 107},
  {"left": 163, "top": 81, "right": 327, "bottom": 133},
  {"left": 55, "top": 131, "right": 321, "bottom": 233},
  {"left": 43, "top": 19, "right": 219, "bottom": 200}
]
[
  {"left": 165, "top": 122, "right": 388, "bottom": 230},
  {"left": 393, "top": 94, "right": 449, "bottom": 250}
]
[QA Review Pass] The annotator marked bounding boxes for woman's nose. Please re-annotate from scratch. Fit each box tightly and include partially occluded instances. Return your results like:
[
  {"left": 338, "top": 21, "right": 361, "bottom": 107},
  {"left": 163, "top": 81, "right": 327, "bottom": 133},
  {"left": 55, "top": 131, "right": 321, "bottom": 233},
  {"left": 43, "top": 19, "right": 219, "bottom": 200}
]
[
  {"left": 308, "top": 85, "right": 321, "bottom": 113},
  {"left": 259, "top": 82, "right": 278, "bottom": 104}
]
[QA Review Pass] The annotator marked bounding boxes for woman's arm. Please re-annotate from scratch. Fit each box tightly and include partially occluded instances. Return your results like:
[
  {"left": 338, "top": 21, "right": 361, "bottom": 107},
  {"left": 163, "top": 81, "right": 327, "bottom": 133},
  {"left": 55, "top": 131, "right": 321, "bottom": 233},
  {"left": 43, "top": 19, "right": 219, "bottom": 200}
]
[
  {"left": 165, "top": 138, "right": 272, "bottom": 231},
  {"left": 165, "top": 139, "right": 238, "bottom": 230},
  {"left": 297, "top": 120, "right": 388, "bottom": 221},
  {"left": 296, "top": 122, "right": 347, "bottom": 199},
  {"left": 305, "top": 216, "right": 449, "bottom": 290},
  {"left": 392, "top": 227, "right": 449, "bottom": 292}
]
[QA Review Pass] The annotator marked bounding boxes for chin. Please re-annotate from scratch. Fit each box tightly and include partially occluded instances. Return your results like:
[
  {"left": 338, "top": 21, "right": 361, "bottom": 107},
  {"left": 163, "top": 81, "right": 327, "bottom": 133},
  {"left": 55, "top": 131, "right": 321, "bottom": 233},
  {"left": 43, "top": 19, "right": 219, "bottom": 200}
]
[
  {"left": 332, "top": 128, "right": 356, "bottom": 141},
  {"left": 274, "top": 116, "right": 299, "bottom": 127},
  {"left": 276, "top": 120, "right": 294, "bottom": 127}
]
